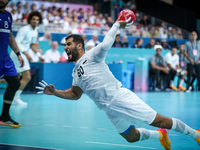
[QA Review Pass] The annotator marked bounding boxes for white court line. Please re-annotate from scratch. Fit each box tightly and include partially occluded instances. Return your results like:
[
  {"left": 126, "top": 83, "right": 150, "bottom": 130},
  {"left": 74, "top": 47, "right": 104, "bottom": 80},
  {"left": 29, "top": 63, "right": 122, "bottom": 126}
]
[
  {"left": 44, "top": 124, "right": 54, "bottom": 127},
  {"left": 97, "top": 128, "right": 107, "bottom": 130},
  {"left": 62, "top": 125, "right": 72, "bottom": 128},
  {"left": 0, "top": 143, "right": 63, "bottom": 150},
  {"left": 86, "top": 141, "right": 156, "bottom": 149},
  {"left": 80, "top": 127, "right": 89, "bottom": 129}
]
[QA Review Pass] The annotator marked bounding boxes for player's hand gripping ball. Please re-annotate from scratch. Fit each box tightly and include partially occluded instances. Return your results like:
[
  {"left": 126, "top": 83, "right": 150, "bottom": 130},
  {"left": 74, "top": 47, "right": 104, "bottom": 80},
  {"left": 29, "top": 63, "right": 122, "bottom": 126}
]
[{"left": 117, "top": 9, "right": 136, "bottom": 28}]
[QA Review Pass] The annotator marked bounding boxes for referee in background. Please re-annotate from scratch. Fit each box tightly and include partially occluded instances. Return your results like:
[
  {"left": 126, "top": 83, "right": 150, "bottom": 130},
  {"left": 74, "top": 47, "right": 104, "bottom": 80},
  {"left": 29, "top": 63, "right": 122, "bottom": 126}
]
[{"left": 184, "top": 31, "right": 200, "bottom": 92}]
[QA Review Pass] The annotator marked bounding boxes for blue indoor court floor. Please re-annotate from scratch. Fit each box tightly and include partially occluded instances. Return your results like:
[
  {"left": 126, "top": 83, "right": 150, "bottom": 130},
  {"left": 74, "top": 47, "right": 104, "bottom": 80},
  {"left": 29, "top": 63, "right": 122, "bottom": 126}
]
[{"left": 0, "top": 91, "right": 199, "bottom": 150}]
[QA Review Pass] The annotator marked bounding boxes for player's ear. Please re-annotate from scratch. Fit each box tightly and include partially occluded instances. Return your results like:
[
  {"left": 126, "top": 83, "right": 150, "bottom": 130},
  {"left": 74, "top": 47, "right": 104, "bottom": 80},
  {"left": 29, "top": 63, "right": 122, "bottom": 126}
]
[{"left": 77, "top": 43, "right": 83, "bottom": 50}]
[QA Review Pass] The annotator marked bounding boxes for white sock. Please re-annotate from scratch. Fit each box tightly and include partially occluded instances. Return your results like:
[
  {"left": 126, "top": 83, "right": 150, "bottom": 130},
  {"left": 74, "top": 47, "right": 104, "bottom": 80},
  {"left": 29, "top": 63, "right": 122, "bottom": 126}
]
[
  {"left": 171, "top": 118, "right": 200, "bottom": 139},
  {"left": 14, "top": 90, "right": 22, "bottom": 99},
  {"left": 179, "top": 79, "right": 184, "bottom": 86},
  {"left": 137, "top": 128, "right": 161, "bottom": 141},
  {"left": 170, "top": 80, "right": 174, "bottom": 86}
]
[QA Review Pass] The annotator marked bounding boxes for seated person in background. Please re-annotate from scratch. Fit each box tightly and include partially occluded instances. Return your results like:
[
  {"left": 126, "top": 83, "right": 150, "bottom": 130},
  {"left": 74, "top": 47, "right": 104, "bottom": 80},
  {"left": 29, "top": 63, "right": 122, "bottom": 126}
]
[
  {"left": 132, "top": 38, "right": 143, "bottom": 48},
  {"left": 112, "top": 34, "right": 122, "bottom": 47},
  {"left": 161, "top": 39, "right": 170, "bottom": 50},
  {"left": 164, "top": 46, "right": 187, "bottom": 91},
  {"left": 121, "top": 35, "right": 129, "bottom": 48},
  {"left": 86, "top": 34, "right": 100, "bottom": 47},
  {"left": 149, "top": 45, "right": 169, "bottom": 91},
  {"left": 27, "top": 41, "right": 44, "bottom": 63},
  {"left": 38, "top": 32, "right": 52, "bottom": 43},
  {"left": 44, "top": 41, "right": 61, "bottom": 63},
  {"left": 60, "top": 32, "right": 72, "bottom": 45},
  {"left": 145, "top": 38, "right": 155, "bottom": 49}
]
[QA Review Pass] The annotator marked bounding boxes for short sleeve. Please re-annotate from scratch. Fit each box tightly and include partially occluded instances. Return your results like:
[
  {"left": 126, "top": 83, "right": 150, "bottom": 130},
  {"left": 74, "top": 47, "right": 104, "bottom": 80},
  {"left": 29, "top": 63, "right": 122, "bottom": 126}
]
[{"left": 149, "top": 55, "right": 155, "bottom": 63}]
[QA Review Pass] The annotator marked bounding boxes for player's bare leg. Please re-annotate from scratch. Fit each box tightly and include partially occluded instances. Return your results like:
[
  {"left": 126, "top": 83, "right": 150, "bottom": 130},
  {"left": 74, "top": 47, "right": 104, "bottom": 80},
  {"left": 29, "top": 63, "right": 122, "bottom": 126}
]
[
  {"left": 13, "top": 70, "right": 31, "bottom": 105},
  {"left": 120, "top": 114, "right": 200, "bottom": 150}
]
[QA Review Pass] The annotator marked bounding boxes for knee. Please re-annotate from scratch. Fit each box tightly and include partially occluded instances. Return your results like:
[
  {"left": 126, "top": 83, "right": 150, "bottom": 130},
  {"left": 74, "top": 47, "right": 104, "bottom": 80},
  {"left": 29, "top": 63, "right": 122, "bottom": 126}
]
[
  {"left": 23, "top": 75, "right": 31, "bottom": 82},
  {"left": 13, "top": 79, "right": 20, "bottom": 91},
  {"left": 125, "top": 136, "right": 139, "bottom": 143}
]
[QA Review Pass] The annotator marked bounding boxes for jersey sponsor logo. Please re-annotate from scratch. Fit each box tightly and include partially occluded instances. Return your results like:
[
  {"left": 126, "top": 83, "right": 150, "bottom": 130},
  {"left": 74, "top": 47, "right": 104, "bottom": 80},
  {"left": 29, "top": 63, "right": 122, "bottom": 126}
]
[{"left": 77, "top": 66, "right": 84, "bottom": 77}]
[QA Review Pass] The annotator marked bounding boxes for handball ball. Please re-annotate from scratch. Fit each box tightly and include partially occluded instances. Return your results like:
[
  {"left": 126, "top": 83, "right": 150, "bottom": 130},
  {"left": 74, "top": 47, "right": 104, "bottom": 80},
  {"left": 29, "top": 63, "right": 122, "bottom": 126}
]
[{"left": 117, "top": 9, "right": 136, "bottom": 24}]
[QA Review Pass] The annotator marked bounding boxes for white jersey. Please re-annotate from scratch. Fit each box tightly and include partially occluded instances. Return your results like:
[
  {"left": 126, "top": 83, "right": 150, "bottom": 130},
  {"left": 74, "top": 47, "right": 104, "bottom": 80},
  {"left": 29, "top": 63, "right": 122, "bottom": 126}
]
[
  {"left": 72, "top": 48, "right": 122, "bottom": 110},
  {"left": 164, "top": 52, "right": 179, "bottom": 70},
  {"left": 15, "top": 24, "right": 38, "bottom": 52}
]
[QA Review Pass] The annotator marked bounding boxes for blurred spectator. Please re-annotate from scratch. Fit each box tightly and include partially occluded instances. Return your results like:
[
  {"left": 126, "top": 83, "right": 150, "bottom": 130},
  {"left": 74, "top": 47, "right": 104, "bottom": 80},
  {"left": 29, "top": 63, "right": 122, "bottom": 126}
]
[
  {"left": 87, "top": 45, "right": 93, "bottom": 51},
  {"left": 86, "top": 34, "right": 100, "bottom": 47},
  {"left": 164, "top": 46, "right": 187, "bottom": 91},
  {"left": 159, "top": 22, "right": 167, "bottom": 33},
  {"left": 132, "top": 38, "right": 143, "bottom": 48},
  {"left": 60, "top": 32, "right": 72, "bottom": 45},
  {"left": 149, "top": 45, "right": 169, "bottom": 91},
  {"left": 161, "top": 39, "right": 170, "bottom": 50},
  {"left": 128, "top": 23, "right": 140, "bottom": 37},
  {"left": 176, "top": 29, "right": 183, "bottom": 39},
  {"left": 184, "top": 31, "right": 200, "bottom": 92},
  {"left": 39, "top": 32, "right": 52, "bottom": 43},
  {"left": 158, "top": 29, "right": 168, "bottom": 39},
  {"left": 134, "top": 13, "right": 141, "bottom": 25},
  {"left": 121, "top": 35, "right": 129, "bottom": 48},
  {"left": 178, "top": 43, "right": 196, "bottom": 91},
  {"left": 16, "top": 7, "right": 23, "bottom": 20},
  {"left": 23, "top": 2, "right": 30, "bottom": 15},
  {"left": 168, "top": 27, "right": 177, "bottom": 39},
  {"left": 142, "top": 25, "right": 150, "bottom": 38},
  {"left": 106, "top": 16, "right": 114, "bottom": 27},
  {"left": 112, "top": 34, "right": 122, "bottom": 47},
  {"left": 31, "top": 3, "right": 37, "bottom": 12},
  {"left": 44, "top": 41, "right": 61, "bottom": 63},
  {"left": 27, "top": 42, "right": 44, "bottom": 63},
  {"left": 149, "top": 26, "right": 158, "bottom": 38},
  {"left": 139, "top": 14, "right": 150, "bottom": 26},
  {"left": 124, "top": 0, "right": 137, "bottom": 14},
  {"left": 11, "top": 9, "right": 18, "bottom": 22},
  {"left": 145, "top": 38, "right": 156, "bottom": 49}
]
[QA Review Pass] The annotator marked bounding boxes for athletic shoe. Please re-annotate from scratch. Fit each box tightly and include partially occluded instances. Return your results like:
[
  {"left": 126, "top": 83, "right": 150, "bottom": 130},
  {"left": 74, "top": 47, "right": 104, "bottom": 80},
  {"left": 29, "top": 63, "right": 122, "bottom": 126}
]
[
  {"left": 195, "top": 129, "right": 200, "bottom": 146},
  {"left": 170, "top": 85, "right": 177, "bottom": 91},
  {"left": 12, "top": 98, "right": 27, "bottom": 105},
  {"left": 177, "top": 85, "right": 186, "bottom": 91},
  {"left": 0, "top": 116, "right": 21, "bottom": 127},
  {"left": 157, "top": 128, "right": 171, "bottom": 150}
]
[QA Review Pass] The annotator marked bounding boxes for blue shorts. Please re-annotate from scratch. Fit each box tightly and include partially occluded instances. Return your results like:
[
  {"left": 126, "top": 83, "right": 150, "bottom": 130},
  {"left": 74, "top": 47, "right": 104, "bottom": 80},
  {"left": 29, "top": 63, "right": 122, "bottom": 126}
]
[{"left": 0, "top": 59, "right": 18, "bottom": 78}]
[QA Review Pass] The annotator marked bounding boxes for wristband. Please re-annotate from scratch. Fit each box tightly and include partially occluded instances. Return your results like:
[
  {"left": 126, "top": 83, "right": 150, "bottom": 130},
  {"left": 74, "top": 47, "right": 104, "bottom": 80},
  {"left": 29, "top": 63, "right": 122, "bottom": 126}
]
[
  {"left": 16, "top": 52, "right": 20, "bottom": 56},
  {"left": 36, "top": 52, "right": 42, "bottom": 58}
]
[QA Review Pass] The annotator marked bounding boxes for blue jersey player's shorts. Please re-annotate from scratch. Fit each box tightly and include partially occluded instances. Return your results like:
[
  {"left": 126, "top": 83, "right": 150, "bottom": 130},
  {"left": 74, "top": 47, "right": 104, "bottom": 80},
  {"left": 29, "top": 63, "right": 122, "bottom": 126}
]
[{"left": 0, "top": 59, "right": 18, "bottom": 79}]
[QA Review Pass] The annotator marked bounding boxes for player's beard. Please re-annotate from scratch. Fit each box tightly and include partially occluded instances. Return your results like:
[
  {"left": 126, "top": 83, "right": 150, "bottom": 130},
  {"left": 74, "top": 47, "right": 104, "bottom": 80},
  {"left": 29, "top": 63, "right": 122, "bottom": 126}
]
[
  {"left": 68, "top": 46, "right": 79, "bottom": 62},
  {"left": 0, "top": 1, "right": 9, "bottom": 8}
]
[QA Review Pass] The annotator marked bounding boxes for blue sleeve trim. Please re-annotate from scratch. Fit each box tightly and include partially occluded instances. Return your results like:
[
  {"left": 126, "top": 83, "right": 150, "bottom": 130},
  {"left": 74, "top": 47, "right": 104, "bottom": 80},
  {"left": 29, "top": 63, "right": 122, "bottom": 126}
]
[{"left": 122, "top": 125, "right": 135, "bottom": 134}]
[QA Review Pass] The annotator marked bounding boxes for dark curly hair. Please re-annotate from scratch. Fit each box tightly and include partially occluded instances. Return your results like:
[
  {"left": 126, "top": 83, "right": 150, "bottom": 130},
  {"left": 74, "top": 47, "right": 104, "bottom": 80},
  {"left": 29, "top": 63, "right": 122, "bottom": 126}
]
[{"left": 28, "top": 11, "right": 43, "bottom": 24}]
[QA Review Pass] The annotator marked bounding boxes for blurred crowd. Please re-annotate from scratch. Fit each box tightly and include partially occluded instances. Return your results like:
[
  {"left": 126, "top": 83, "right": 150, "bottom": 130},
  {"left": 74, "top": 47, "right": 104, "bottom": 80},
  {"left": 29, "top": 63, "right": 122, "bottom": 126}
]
[{"left": 6, "top": 1, "right": 184, "bottom": 39}]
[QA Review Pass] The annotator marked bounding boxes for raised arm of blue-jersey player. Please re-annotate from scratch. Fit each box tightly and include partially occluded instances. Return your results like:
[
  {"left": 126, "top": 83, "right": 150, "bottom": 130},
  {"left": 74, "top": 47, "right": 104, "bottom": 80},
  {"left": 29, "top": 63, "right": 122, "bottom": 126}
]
[{"left": 92, "top": 21, "right": 127, "bottom": 62}]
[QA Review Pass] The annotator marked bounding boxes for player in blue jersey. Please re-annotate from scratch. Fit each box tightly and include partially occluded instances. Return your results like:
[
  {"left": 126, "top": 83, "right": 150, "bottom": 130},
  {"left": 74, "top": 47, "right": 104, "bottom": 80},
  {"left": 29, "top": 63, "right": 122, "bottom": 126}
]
[{"left": 0, "top": 0, "right": 24, "bottom": 127}]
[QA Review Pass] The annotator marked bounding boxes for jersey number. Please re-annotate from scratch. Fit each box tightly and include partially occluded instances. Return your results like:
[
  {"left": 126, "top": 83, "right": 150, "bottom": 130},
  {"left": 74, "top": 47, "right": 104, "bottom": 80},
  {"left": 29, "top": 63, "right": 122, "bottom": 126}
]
[
  {"left": 4, "top": 21, "right": 9, "bottom": 28},
  {"left": 77, "top": 66, "right": 84, "bottom": 77}
]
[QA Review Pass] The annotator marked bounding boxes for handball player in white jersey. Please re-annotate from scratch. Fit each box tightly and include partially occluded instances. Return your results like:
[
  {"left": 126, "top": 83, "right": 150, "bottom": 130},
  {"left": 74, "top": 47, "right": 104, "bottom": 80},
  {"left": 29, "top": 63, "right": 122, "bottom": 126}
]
[
  {"left": 36, "top": 17, "right": 200, "bottom": 149},
  {"left": 10, "top": 11, "right": 44, "bottom": 105}
]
